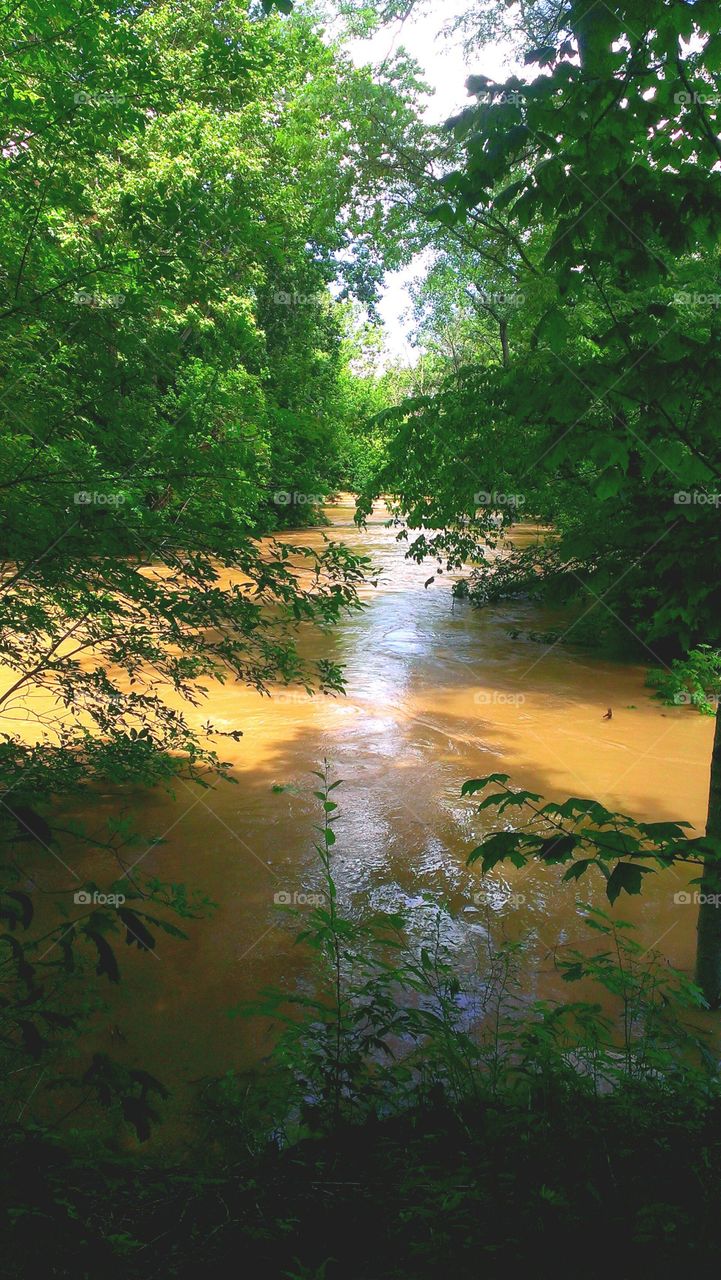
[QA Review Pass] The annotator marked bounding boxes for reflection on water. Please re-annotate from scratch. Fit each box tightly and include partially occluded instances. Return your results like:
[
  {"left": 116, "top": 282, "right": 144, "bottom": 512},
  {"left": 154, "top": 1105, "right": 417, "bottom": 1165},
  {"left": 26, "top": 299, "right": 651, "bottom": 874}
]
[{"left": 48, "top": 499, "right": 718, "bottom": 1097}]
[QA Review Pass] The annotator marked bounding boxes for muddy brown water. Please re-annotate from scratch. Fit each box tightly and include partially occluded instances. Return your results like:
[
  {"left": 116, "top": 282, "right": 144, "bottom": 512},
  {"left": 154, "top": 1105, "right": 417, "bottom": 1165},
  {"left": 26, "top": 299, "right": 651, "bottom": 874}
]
[{"left": 9, "top": 497, "right": 716, "bottom": 1121}]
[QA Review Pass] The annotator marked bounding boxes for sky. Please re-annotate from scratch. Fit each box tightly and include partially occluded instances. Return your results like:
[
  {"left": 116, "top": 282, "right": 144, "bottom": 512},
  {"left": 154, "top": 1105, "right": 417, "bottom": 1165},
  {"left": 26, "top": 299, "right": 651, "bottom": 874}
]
[{"left": 347, "top": 2, "right": 522, "bottom": 362}]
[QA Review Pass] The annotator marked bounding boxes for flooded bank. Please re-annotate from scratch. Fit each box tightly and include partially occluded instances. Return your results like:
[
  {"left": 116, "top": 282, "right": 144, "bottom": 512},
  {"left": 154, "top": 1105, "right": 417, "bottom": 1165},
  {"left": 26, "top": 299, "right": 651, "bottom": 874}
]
[{"left": 29, "top": 497, "right": 715, "bottom": 1102}]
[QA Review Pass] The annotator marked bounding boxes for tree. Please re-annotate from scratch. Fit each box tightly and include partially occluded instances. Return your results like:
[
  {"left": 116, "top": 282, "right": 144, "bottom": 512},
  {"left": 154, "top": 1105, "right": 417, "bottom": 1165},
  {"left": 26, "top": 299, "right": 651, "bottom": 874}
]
[
  {"left": 0, "top": 0, "right": 428, "bottom": 1127},
  {"left": 362, "top": 0, "right": 721, "bottom": 1000}
]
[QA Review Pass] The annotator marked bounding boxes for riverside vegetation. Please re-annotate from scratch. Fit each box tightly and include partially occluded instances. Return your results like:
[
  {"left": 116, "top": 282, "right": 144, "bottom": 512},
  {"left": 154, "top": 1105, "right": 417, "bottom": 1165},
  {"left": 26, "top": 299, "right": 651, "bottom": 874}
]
[
  {"left": 5, "top": 770, "right": 721, "bottom": 1279},
  {"left": 3, "top": 0, "right": 721, "bottom": 1275}
]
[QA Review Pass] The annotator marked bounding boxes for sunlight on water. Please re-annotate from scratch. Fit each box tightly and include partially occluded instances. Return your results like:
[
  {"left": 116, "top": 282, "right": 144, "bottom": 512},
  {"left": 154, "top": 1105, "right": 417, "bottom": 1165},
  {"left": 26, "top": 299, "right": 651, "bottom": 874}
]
[{"left": 18, "top": 496, "right": 712, "bottom": 1103}]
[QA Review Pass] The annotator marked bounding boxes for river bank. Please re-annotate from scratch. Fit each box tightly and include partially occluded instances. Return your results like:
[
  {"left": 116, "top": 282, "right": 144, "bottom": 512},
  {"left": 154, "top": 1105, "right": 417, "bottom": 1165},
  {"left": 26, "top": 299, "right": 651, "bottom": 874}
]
[{"left": 34, "top": 495, "right": 706, "bottom": 1117}]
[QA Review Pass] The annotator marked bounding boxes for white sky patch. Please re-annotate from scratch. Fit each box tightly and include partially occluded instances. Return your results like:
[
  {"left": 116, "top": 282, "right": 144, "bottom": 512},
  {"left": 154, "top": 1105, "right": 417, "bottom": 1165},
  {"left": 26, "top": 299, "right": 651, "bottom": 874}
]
[{"left": 346, "top": 2, "right": 522, "bottom": 363}]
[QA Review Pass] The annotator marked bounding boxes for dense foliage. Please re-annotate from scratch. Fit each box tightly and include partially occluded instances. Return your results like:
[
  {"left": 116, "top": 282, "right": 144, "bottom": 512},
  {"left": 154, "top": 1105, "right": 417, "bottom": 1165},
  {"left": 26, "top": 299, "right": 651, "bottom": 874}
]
[
  {"left": 4, "top": 776, "right": 720, "bottom": 1278},
  {"left": 0, "top": 0, "right": 428, "bottom": 1130},
  {"left": 355, "top": 0, "right": 721, "bottom": 1001},
  {"left": 363, "top": 0, "right": 721, "bottom": 655},
  {"left": 4, "top": 0, "right": 721, "bottom": 1273}
]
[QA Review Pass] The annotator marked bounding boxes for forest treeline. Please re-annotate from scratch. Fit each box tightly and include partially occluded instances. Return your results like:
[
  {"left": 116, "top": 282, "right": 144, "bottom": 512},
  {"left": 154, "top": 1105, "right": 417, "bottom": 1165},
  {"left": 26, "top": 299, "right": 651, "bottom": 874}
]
[
  {"left": 0, "top": 0, "right": 432, "bottom": 1139},
  {"left": 3, "top": 1, "right": 721, "bottom": 1274},
  {"left": 354, "top": 0, "right": 721, "bottom": 1006}
]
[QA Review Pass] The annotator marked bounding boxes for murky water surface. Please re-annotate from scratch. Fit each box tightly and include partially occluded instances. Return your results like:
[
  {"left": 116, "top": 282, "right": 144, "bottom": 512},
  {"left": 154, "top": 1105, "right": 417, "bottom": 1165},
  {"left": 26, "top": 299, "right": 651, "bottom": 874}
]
[{"left": 27, "top": 499, "right": 715, "bottom": 1098}]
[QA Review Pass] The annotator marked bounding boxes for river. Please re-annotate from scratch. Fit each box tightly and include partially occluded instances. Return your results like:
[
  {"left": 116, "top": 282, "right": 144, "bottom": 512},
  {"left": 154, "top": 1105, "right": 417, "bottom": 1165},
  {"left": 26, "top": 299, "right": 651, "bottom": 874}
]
[{"left": 65, "top": 497, "right": 714, "bottom": 1105}]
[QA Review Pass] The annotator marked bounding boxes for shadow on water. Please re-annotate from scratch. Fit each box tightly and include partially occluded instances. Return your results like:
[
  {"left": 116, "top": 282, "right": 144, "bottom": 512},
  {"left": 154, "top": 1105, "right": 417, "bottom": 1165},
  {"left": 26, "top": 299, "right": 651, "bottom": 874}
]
[{"left": 25, "top": 500, "right": 714, "bottom": 1116}]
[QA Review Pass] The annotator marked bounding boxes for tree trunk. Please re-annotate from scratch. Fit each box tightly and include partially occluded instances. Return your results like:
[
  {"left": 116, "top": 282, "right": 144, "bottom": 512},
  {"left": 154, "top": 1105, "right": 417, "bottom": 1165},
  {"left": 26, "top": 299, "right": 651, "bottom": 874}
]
[
  {"left": 695, "top": 703, "right": 721, "bottom": 1005},
  {"left": 499, "top": 318, "right": 509, "bottom": 369}
]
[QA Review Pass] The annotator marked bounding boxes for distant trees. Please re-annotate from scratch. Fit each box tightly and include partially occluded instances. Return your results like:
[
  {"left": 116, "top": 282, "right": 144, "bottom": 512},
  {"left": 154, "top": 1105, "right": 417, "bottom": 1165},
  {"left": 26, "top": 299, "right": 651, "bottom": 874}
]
[{"left": 362, "top": 1, "right": 721, "bottom": 1000}]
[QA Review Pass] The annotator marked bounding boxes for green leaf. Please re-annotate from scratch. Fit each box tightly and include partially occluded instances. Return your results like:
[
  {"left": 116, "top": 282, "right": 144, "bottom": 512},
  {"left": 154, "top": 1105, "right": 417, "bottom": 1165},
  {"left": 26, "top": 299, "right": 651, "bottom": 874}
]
[
  {"left": 461, "top": 775, "right": 510, "bottom": 797},
  {"left": 428, "top": 204, "right": 458, "bottom": 228},
  {"left": 606, "top": 863, "right": 654, "bottom": 905},
  {"left": 562, "top": 858, "right": 598, "bottom": 882},
  {"left": 537, "top": 834, "right": 580, "bottom": 863}
]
